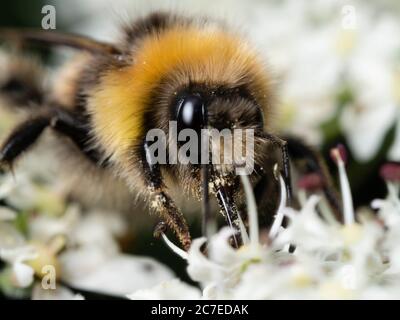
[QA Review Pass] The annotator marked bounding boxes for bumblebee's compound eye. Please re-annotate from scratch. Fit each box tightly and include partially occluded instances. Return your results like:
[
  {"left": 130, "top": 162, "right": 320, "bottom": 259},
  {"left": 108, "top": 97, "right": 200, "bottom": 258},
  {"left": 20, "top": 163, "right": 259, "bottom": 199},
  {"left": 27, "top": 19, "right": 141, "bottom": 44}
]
[{"left": 176, "top": 95, "right": 206, "bottom": 132}]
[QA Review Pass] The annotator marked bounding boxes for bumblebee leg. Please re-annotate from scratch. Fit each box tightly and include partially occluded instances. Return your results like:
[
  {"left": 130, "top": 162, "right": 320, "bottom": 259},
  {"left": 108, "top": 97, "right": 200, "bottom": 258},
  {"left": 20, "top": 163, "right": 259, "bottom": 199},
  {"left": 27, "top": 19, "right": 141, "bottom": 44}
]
[
  {"left": 49, "top": 109, "right": 103, "bottom": 164},
  {"left": 0, "top": 109, "right": 101, "bottom": 168},
  {"left": 142, "top": 141, "right": 191, "bottom": 250},
  {"left": 0, "top": 116, "right": 50, "bottom": 168},
  {"left": 285, "top": 136, "right": 342, "bottom": 219}
]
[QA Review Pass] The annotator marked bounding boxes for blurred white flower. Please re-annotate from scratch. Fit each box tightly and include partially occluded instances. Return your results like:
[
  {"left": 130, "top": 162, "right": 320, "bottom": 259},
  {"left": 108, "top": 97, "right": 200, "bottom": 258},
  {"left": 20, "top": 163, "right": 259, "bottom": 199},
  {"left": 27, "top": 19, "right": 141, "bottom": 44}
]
[
  {"left": 276, "top": 25, "right": 343, "bottom": 144},
  {"left": 0, "top": 168, "right": 176, "bottom": 299},
  {"left": 372, "top": 167, "right": 400, "bottom": 275},
  {"left": 30, "top": 207, "right": 175, "bottom": 297},
  {"left": 0, "top": 169, "right": 64, "bottom": 215},
  {"left": 0, "top": 193, "right": 37, "bottom": 289},
  {"left": 29, "top": 205, "right": 80, "bottom": 242},
  {"left": 274, "top": 196, "right": 342, "bottom": 255},
  {"left": 62, "top": 253, "right": 175, "bottom": 297},
  {"left": 0, "top": 207, "right": 17, "bottom": 220},
  {"left": 340, "top": 14, "right": 400, "bottom": 161},
  {"left": 0, "top": 212, "right": 25, "bottom": 250},
  {"left": 0, "top": 246, "right": 37, "bottom": 288}
]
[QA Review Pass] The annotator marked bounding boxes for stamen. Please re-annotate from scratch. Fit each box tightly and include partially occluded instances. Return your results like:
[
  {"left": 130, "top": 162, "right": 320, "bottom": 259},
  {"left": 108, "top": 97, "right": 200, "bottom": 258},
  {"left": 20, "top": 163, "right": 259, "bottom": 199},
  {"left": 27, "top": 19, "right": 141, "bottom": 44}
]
[
  {"left": 379, "top": 163, "right": 400, "bottom": 183},
  {"left": 161, "top": 233, "right": 189, "bottom": 260},
  {"left": 269, "top": 174, "right": 287, "bottom": 239},
  {"left": 154, "top": 221, "right": 188, "bottom": 260},
  {"left": 236, "top": 212, "right": 250, "bottom": 246},
  {"left": 240, "top": 174, "right": 259, "bottom": 247},
  {"left": 331, "top": 146, "right": 355, "bottom": 225},
  {"left": 330, "top": 144, "right": 347, "bottom": 166}
]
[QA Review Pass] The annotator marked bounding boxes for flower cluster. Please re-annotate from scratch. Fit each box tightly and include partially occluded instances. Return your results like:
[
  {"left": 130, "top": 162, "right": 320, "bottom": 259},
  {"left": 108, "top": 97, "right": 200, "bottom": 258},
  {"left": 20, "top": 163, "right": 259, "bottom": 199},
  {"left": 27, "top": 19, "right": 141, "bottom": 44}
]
[
  {"left": 1, "top": 141, "right": 400, "bottom": 300},
  {"left": 0, "top": 164, "right": 175, "bottom": 300},
  {"left": 130, "top": 149, "right": 400, "bottom": 300}
]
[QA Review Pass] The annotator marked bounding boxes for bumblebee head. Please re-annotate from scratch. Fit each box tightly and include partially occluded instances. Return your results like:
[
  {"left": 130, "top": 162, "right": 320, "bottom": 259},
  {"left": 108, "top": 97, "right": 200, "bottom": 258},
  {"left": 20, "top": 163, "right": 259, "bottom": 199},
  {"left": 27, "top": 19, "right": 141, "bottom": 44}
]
[
  {"left": 161, "top": 84, "right": 270, "bottom": 201},
  {"left": 172, "top": 86, "right": 266, "bottom": 167}
]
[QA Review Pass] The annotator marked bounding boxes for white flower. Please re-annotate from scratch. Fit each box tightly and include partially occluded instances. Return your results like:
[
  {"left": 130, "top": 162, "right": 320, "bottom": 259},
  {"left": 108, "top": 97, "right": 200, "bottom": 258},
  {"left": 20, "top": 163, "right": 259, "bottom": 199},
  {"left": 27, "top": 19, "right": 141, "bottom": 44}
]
[
  {"left": 372, "top": 177, "right": 400, "bottom": 275},
  {"left": 0, "top": 179, "right": 38, "bottom": 290},
  {"left": 0, "top": 246, "right": 37, "bottom": 288},
  {"left": 372, "top": 181, "right": 400, "bottom": 228},
  {"left": 231, "top": 256, "right": 322, "bottom": 300},
  {"left": 0, "top": 207, "right": 25, "bottom": 249},
  {"left": 339, "top": 14, "right": 400, "bottom": 161},
  {"left": 29, "top": 205, "right": 177, "bottom": 297},
  {"left": 29, "top": 204, "right": 80, "bottom": 242},
  {"left": 186, "top": 237, "right": 223, "bottom": 285},
  {"left": 274, "top": 196, "right": 343, "bottom": 255},
  {"left": 157, "top": 175, "right": 276, "bottom": 299},
  {"left": 0, "top": 207, "right": 17, "bottom": 220},
  {"left": 0, "top": 199, "right": 36, "bottom": 290},
  {"left": 67, "top": 209, "right": 126, "bottom": 254},
  {"left": 277, "top": 25, "right": 343, "bottom": 144},
  {"left": 62, "top": 253, "right": 175, "bottom": 297},
  {"left": 0, "top": 169, "right": 64, "bottom": 215},
  {"left": 1, "top": 166, "right": 180, "bottom": 299}
]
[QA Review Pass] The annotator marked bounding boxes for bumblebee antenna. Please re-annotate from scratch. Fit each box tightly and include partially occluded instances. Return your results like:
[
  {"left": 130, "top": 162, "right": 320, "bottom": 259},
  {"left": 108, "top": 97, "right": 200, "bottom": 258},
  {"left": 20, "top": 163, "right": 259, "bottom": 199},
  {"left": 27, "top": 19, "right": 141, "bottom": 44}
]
[{"left": 0, "top": 28, "right": 121, "bottom": 56}]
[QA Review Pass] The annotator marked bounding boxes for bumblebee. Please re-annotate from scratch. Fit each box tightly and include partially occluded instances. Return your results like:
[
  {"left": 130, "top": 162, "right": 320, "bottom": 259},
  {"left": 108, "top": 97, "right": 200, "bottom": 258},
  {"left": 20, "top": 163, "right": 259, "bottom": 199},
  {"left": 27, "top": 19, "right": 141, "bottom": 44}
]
[{"left": 0, "top": 12, "right": 339, "bottom": 250}]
